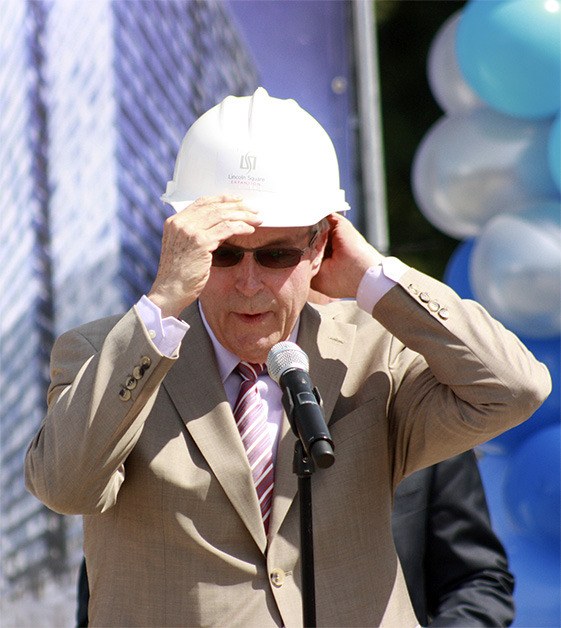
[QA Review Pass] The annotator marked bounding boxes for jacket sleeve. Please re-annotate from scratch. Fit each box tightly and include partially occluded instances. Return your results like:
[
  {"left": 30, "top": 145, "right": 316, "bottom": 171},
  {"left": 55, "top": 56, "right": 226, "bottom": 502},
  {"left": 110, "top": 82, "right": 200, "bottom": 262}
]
[
  {"left": 424, "top": 451, "right": 515, "bottom": 627},
  {"left": 24, "top": 307, "right": 177, "bottom": 515},
  {"left": 371, "top": 266, "right": 552, "bottom": 482}
]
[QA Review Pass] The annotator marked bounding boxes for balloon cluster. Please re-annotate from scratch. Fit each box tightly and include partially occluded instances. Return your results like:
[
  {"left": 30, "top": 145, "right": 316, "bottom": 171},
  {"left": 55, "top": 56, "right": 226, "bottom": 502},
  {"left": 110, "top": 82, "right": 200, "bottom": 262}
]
[{"left": 412, "top": 2, "right": 560, "bottom": 625}]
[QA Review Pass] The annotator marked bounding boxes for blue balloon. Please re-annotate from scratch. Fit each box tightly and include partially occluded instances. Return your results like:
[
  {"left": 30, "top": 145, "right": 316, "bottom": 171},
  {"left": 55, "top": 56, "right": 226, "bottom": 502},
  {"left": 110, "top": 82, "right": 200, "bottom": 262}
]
[
  {"left": 478, "top": 449, "right": 560, "bottom": 626},
  {"left": 504, "top": 424, "right": 561, "bottom": 540},
  {"left": 484, "top": 334, "right": 560, "bottom": 452},
  {"left": 505, "top": 534, "right": 560, "bottom": 627},
  {"left": 520, "top": 336, "right": 561, "bottom": 425},
  {"left": 443, "top": 239, "right": 476, "bottom": 298},
  {"left": 549, "top": 113, "right": 561, "bottom": 192},
  {"left": 456, "top": 0, "right": 561, "bottom": 119}
]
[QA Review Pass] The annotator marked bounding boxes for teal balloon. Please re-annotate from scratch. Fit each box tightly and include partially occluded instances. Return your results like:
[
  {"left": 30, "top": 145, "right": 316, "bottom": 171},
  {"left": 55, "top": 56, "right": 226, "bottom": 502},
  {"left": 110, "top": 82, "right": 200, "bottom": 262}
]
[
  {"left": 549, "top": 113, "right": 561, "bottom": 191},
  {"left": 457, "top": 0, "right": 561, "bottom": 119}
]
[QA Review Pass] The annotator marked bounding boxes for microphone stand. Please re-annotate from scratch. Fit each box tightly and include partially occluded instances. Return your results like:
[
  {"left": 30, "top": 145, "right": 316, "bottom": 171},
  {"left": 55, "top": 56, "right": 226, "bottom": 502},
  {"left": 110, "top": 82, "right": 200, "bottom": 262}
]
[
  {"left": 293, "top": 440, "right": 317, "bottom": 627},
  {"left": 283, "top": 386, "right": 335, "bottom": 628}
]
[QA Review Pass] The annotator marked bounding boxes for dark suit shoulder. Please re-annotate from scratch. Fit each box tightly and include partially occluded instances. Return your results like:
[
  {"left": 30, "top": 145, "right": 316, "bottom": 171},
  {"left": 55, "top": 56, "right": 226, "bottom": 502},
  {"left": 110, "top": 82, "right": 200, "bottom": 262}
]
[{"left": 393, "top": 465, "right": 433, "bottom": 516}]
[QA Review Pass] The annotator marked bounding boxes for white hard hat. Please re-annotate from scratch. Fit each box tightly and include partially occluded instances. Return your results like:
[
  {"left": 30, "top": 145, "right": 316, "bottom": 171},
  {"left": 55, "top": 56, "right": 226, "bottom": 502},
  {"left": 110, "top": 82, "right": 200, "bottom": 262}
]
[{"left": 161, "top": 87, "right": 349, "bottom": 227}]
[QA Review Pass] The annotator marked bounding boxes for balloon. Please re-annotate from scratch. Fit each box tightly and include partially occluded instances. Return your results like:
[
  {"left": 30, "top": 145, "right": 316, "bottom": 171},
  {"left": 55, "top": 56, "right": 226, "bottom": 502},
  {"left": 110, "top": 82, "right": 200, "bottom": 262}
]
[
  {"left": 548, "top": 113, "right": 561, "bottom": 192},
  {"left": 478, "top": 447, "right": 560, "bottom": 627},
  {"left": 470, "top": 201, "right": 561, "bottom": 338},
  {"left": 476, "top": 451, "right": 510, "bottom": 526},
  {"left": 427, "top": 11, "right": 484, "bottom": 114},
  {"left": 443, "top": 239, "right": 476, "bottom": 298},
  {"left": 486, "top": 334, "right": 560, "bottom": 452},
  {"left": 505, "top": 534, "right": 560, "bottom": 627},
  {"left": 456, "top": 0, "right": 561, "bottom": 119},
  {"left": 411, "top": 110, "right": 558, "bottom": 239},
  {"left": 504, "top": 424, "right": 561, "bottom": 540}
]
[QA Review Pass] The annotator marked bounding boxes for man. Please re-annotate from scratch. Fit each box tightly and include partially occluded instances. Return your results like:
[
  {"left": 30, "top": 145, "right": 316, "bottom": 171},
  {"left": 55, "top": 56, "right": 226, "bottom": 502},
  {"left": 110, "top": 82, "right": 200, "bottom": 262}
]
[
  {"left": 25, "top": 88, "right": 550, "bottom": 627},
  {"left": 393, "top": 450, "right": 515, "bottom": 627},
  {"left": 75, "top": 449, "right": 516, "bottom": 627}
]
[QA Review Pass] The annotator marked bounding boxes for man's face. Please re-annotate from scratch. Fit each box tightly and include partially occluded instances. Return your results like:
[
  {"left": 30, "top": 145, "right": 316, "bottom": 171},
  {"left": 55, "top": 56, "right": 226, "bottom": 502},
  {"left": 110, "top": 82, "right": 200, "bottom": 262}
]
[{"left": 199, "top": 226, "right": 326, "bottom": 363}]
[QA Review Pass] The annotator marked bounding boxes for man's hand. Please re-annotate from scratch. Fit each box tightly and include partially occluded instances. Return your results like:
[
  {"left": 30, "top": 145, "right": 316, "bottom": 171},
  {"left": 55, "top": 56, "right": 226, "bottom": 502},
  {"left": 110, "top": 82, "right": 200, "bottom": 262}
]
[
  {"left": 147, "top": 196, "right": 262, "bottom": 318},
  {"left": 311, "top": 213, "right": 384, "bottom": 299}
]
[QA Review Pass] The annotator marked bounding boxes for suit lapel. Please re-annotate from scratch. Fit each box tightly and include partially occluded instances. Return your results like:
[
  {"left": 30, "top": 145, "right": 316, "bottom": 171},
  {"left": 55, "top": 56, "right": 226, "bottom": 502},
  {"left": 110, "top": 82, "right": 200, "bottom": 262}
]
[
  {"left": 268, "top": 303, "right": 357, "bottom": 538},
  {"left": 163, "top": 302, "right": 358, "bottom": 548},
  {"left": 163, "top": 304, "right": 268, "bottom": 551}
]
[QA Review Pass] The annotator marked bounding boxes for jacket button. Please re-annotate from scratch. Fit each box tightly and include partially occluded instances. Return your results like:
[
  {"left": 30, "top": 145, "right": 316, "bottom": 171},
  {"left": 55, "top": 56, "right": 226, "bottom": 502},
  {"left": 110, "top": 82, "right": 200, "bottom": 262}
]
[
  {"left": 119, "top": 388, "right": 131, "bottom": 401},
  {"left": 140, "top": 356, "right": 152, "bottom": 368},
  {"left": 270, "top": 568, "right": 285, "bottom": 587},
  {"left": 419, "top": 292, "right": 430, "bottom": 303},
  {"left": 428, "top": 300, "right": 439, "bottom": 312},
  {"left": 132, "top": 365, "right": 143, "bottom": 380},
  {"left": 438, "top": 308, "right": 450, "bottom": 320},
  {"left": 125, "top": 376, "right": 137, "bottom": 390}
]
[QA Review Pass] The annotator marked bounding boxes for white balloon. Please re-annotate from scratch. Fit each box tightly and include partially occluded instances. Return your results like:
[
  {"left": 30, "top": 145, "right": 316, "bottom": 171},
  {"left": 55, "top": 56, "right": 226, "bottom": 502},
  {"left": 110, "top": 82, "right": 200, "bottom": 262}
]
[
  {"left": 427, "top": 11, "right": 484, "bottom": 114},
  {"left": 412, "top": 109, "right": 558, "bottom": 239},
  {"left": 470, "top": 201, "right": 561, "bottom": 338}
]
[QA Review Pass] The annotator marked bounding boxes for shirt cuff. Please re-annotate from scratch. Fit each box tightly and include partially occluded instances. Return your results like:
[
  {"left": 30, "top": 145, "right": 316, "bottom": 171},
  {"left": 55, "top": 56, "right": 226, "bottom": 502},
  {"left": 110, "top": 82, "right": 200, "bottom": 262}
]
[
  {"left": 356, "top": 257, "right": 410, "bottom": 314},
  {"left": 137, "top": 295, "right": 189, "bottom": 357}
]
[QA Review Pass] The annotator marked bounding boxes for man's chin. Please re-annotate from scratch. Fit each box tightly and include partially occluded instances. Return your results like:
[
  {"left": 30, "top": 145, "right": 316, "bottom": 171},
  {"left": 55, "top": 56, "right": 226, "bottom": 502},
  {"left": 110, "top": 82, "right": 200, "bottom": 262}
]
[{"left": 233, "top": 335, "right": 282, "bottom": 364}]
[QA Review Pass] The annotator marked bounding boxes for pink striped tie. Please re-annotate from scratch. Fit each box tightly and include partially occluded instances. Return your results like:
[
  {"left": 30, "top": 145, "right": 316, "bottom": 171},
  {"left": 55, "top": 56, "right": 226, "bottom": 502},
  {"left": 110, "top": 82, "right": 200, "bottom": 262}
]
[{"left": 234, "top": 362, "right": 274, "bottom": 534}]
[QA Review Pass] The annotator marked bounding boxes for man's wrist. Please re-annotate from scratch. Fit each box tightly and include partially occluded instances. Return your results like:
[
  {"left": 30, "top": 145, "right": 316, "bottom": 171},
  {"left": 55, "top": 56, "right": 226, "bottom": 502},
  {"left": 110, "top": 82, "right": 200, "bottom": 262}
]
[
  {"left": 146, "top": 289, "right": 185, "bottom": 320},
  {"left": 136, "top": 295, "right": 189, "bottom": 356},
  {"left": 356, "top": 257, "right": 410, "bottom": 314}
]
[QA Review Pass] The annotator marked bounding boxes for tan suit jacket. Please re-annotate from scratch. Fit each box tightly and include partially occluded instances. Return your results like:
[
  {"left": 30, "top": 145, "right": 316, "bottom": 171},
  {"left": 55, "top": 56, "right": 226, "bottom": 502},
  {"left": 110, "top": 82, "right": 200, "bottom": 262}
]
[{"left": 25, "top": 267, "right": 550, "bottom": 627}]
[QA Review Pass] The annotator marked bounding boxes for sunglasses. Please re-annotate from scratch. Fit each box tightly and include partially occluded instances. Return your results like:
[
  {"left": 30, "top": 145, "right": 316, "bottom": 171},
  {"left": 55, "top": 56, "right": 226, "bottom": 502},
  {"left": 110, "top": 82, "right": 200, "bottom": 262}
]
[{"left": 212, "top": 233, "right": 318, "bottom": 269}]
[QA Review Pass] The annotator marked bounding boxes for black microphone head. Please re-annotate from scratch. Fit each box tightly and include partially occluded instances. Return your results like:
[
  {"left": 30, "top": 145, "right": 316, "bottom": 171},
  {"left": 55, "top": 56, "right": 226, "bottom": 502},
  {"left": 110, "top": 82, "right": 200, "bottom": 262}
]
[{"left": 267, "top": 341, "right": 309, "bottom": 384}]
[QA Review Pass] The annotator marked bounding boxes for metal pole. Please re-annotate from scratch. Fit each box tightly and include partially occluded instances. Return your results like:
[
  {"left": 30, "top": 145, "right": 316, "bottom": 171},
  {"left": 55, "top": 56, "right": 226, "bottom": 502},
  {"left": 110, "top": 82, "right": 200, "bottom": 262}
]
[{"left": 352, "top": 0, "right": 390, "bottom": 254}]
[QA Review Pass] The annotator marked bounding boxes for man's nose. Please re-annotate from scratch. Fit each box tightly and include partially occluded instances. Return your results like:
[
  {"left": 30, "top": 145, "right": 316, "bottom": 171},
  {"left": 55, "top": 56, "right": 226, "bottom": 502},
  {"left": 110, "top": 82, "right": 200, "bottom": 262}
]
[{"left": 234, "top": 253, "right": 264, "bottom": 295}]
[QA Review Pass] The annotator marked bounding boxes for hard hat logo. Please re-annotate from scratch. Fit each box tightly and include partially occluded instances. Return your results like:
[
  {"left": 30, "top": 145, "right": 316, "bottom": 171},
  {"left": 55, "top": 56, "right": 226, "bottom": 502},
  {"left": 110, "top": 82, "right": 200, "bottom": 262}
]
[
  {"left": 161, "top": 87, "right": 349, "bottom": 227},
  {"left": 227, "top": 172, "right": 266, "bottom": 194},
  {"left": 240, "top": 153, "right": 257, "bottom": 173}
]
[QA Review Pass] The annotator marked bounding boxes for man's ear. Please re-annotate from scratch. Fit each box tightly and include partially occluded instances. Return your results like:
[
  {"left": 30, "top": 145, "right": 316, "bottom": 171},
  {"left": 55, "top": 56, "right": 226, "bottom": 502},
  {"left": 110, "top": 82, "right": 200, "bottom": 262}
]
[{"left": 310, "top": 229, "right": 329, "bottom": 276}]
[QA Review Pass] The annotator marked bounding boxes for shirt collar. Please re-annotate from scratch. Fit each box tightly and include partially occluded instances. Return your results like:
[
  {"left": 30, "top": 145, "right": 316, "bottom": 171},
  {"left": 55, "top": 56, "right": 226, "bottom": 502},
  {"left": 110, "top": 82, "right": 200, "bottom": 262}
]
[{"left": 197, "top": 301, "right": 300, "bottom": 383}]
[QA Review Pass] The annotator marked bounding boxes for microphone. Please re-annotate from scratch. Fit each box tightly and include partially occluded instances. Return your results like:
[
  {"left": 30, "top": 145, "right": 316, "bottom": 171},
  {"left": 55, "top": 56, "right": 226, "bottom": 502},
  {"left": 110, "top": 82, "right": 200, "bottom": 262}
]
[{"left": 267, "top": 341, "right": 335, "bottom": 469}]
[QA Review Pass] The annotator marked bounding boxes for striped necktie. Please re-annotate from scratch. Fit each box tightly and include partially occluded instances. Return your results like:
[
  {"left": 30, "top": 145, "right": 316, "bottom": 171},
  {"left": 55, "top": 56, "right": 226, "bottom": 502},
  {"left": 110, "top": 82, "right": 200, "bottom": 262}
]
[{"left": 234, "top": 362, "right": 274, "bottom": 534}]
